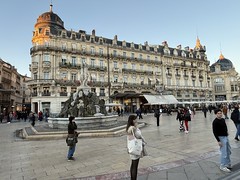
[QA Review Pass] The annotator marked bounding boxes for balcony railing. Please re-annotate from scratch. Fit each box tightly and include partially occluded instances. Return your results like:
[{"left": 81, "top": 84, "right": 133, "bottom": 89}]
[
  {"left": 42, "top": 92, "right": 51, "bottom": 96},
  {"left": 2, "top": 77, "right": 11, "bottom": 84},
  {"left": 27, "top": 79, "right": 54, "bottom": 86},
  {"left": 60, "top": 92, "right": 68, "bottom": 96},
  {"left": 59, "top": 62, "right": 81, "bottom": 69},
  {"left": 88, "top": 65, "right": 107, "bottom": 71},
  {"left": 31, "top": 92, "right": 38, "bottom": 97}
]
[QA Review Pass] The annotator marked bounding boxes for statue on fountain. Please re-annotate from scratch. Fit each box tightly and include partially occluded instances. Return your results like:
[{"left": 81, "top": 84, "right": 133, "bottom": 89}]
[{"left": 58, "top": 60, "right": 107, "bottom": 118}]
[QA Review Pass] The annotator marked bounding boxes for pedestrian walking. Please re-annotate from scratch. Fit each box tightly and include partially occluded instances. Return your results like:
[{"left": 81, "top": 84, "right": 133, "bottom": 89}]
[
  {"left": 176, "top": 108, "right": 185, "bottom": 132},
  {"left": 212, "top": 109, "right": 232, "bottom": 173},
  {"left": 230, "top": 104, "right": 240, "bottom": 141},
  {"left": 154, "top": 108, "right": 161, "bottom": 126},
  {"left": 136, "top": 108, "right": 143, "bottom": 119},
  {"left": 66, "top": 116, "right": 79, "bottom": 161},
  {"left": 183, "top": 107, "right": 191, "bottom": 133},
  {"left": 202, "top": 105, "right": 208, "bottom": 118},
  {"left": 126, "top": 115, "right": 147, "bottom": 180},
  {"left": 222, "top": 105, "right": 229, "bottom": 119},
  {"left": 30, "top": 112, "right": 35, "bottom": 126},
  {"left": 38, "top": 111, "right": 43, "bottom": 121}
]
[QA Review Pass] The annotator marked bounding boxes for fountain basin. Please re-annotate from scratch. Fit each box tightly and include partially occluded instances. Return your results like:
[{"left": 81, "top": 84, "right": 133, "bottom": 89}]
[{"left": 48, "top": 115, "right": 119, "bottom": 129}]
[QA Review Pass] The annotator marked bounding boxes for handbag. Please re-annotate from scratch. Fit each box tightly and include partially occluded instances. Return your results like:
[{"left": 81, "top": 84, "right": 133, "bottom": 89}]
[
  {"left": 66, "top": 134, "right": 75, "bottom": 146},
  {"left": 127, "top": 129, "right": 143, "bottom": 156}
]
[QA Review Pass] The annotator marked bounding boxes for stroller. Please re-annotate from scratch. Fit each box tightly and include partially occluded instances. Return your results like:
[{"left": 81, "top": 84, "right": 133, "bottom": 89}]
[{"left": 179, "top": 120, "right": 185, "bottom": 132}]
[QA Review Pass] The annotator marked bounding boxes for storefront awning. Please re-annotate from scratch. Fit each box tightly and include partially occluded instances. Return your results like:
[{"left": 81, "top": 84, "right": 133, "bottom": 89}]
[
  {"left": 143, "top": 94, "right": 178, "bottom": 105},
  {"left": 110, "top": 92, "right": 142, "bottom": 98}
]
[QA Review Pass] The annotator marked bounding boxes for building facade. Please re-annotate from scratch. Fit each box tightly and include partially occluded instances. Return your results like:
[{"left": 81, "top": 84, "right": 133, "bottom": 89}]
[
  {"left": 28, "top": 5, "right": 212, "bottom": 114},
  {"left": 210, "top": 53, "right": 240, "bottom": 101},
  {"left": 0, "top": 58, "right": 25, "bottom": 114}
]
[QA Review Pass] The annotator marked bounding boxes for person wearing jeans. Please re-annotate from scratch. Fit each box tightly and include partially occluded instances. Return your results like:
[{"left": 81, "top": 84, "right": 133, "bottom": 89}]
[
  {"left": 67, "top": 116, "right": 78, "bottom": 161},
  {"left": 219, "top": 136, "right": 231, "bottom": 168},
  {"left": 67, "top": 145, "right": 76, "bottom": 160},
  {"left": 212, "top": 109, "right": 231, "bottom": 173}
]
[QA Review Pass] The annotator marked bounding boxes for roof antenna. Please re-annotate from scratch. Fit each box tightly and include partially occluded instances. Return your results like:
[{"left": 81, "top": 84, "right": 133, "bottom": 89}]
[
  {"left": 219, "top": 42, "right": 224, "bottom": 60},
  {"left": 50, "top": 0, "right": 53, "bottom": 12},
  {"left": 220, "top": 42, "right": 222, "bottom": 54}
]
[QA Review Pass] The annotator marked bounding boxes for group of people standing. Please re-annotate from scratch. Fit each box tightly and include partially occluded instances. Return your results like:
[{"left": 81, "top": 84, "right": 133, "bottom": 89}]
[{"left": 65, "top": 103, "right": 240, "bottom": 179}]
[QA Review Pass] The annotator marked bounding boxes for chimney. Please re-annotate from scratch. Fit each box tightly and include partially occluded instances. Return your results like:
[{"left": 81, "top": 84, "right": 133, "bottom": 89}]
[
  {"left": 177, "top": 44, "right": 182, "bottom": 49},
  {"left": 162, "top": 41, "right": 168, "bottom": 46},
  {"left": 92, "top": 29, "right": 95, "bottom": 36}
]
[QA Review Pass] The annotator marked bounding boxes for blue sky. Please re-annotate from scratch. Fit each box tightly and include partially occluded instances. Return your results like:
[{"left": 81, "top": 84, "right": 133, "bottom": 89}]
[{"left": 0, "top": 0, "right": 240, "bottom": 76}]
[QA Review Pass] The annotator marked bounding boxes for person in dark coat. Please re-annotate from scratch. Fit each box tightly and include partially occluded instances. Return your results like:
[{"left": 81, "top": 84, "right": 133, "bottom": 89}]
[
  {"left": 30, "top": 112, "right": 35, "bottom": 126},
  {"left": 230, "top": 104, "right": 240, "bottom": 141},
  {"left": 202, "top": 105, "right": 208, "bottom": 118},
  {"left": 154, "top": 108, "right": 161, "bottom": 126},
  {"left": 136, "top": 108, "right": 143, "bottom": 119},
  {"left": 67, "top": 116, "right": 79, "bottom": 161}
]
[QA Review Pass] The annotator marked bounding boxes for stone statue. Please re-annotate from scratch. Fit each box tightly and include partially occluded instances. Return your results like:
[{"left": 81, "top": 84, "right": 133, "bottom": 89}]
[
  {"left": 81, "top": 60, "right": 89, "bottom": 87},
  {"left": 58, "top": 60, "right": 106, "bottom": 117}
]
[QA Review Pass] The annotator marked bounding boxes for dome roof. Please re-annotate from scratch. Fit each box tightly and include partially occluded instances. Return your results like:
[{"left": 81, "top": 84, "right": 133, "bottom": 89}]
[
  {"left": 210, "top": 53, "right": 233, "bottom": 72},
  {"left": 35, "top": 4, "right": 64, "bottom": 30}
]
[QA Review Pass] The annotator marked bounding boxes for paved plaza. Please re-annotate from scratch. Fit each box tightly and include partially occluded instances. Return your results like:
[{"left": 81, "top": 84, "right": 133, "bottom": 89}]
[{"left": 0, "top": 111, "right": 240, "bottom": 180}]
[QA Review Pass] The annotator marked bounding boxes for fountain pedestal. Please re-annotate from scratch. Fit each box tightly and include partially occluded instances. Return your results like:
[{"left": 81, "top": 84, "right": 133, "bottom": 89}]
[{"left": 48, "top": 115, "right": 118, "bottom": 129}]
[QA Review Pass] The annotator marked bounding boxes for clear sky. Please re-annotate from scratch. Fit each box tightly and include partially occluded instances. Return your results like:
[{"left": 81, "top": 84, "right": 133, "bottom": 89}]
[{"left": 0, "top": 0, "right": 240, "bottom": 76}]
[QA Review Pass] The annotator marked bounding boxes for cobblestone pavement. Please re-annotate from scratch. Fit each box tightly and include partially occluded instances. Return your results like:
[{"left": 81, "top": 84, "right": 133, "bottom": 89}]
[{"left": 0, "top": 111, "right": 240, "bottom": 180}]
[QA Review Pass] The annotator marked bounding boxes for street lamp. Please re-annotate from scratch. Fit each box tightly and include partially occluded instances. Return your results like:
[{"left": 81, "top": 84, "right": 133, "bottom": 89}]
[{"left": 107, "top": 44, "right": 112, "bottom": 103}]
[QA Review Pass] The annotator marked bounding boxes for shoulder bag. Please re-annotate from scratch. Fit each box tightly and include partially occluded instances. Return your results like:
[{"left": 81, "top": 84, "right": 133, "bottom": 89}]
[
  {"left": 66, "top": 134, "right": 75, "bottom": 146},
  {"left": 127, "top": 129, "right": 143, "bottom": 156}
]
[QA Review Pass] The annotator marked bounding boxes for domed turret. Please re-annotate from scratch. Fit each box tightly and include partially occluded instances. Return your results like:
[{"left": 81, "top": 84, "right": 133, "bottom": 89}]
[
  {"left": 194, "top": 37, "right": 206, "bottom": 53},
  {"left": 32, "top": 4, "right": 65, "bottom": 44},
  {"left": 210, "top": 53, "right": 233, "bottom": 72},
  {"left": 35, "top": 4, "right": 64, "bottom": 30}
]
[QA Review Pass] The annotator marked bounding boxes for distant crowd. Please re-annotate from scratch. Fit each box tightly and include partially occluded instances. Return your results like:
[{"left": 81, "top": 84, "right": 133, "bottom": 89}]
[{"left": 0, "top": 110, "right": 49, "bottom": 125}]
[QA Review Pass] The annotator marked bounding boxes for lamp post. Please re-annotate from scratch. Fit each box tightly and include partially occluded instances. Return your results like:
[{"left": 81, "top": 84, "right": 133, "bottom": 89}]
[{"left": 107, "top": 44, "right": 112, "bottom": 103}]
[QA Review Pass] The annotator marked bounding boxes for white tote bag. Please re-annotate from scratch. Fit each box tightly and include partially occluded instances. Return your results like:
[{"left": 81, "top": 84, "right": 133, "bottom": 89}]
[{"left": 127, "top": 129, "right": 143, "bottom": 156}]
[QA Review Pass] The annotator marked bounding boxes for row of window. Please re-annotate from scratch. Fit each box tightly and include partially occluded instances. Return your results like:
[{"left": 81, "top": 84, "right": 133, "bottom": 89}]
[
  {"left": 39, "top": 42, "right": 206, "bottom": 62},
  {"left": 33, "top": 87, "right": 106, "bottom": 96},
  {"left": 214, "top": 85, "right": 239, "bottom": 92},
  {"left": 41, "top": 55, "right": 205, "bottom": 75}
]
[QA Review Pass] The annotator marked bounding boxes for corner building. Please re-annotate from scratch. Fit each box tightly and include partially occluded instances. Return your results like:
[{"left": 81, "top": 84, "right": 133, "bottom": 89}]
[
  {"left": 29, "top": 5, "right": 212, "bottom": 114},
  {"left": 210, "top": 53, "right": 239, "bottom": 101}
]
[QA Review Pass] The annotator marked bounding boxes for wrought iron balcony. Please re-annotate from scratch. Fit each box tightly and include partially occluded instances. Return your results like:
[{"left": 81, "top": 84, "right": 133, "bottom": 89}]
[
  {"left": 42, "top": 92, "right": 51, "bottom": 96},
  {"left": 31, "top": 92, "right": 38, "bottom": 97},
  {"left": 60, "top": 92, "right": 68, "bottom": 96}
]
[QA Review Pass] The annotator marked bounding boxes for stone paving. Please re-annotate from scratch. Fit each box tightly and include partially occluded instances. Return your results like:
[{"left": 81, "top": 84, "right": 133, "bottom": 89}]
[{"left": 0, "top": 111, "right": 240, "bottom": 180}]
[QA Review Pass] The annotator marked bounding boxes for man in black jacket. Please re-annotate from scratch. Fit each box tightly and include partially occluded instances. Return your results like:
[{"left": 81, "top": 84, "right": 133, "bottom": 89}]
[
  {"left": 154, "top": 108, "right": 161, "bottom": 126},
  {"left": 230, "top": 104, "right": 240, "bottom": 141},
  {"left": 212, "top": 109, "right": 231, "bottom": 173}
]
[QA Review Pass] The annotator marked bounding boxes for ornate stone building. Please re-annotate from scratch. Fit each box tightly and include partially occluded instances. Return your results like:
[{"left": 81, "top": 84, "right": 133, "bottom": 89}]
[
  {"left": 210, "top": 53, "right": 239, "bottom": 101},
  {"left": 28, "top": 5, "right": 212, "bottom": 114},
  {"left": 0, "top": 58, "right": 24, "bottom": 113}
]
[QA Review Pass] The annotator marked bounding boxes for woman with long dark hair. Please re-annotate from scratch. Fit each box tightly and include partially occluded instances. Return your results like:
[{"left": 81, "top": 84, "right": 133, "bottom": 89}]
[
  {"left": 67, "top": 116, "right": 78, "bottom": 161},
  {"left": 126, "top": 115, "right": 147, "bottom": 180}
]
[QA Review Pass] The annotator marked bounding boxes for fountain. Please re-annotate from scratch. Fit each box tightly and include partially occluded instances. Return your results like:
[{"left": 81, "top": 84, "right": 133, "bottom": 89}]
[{"left": 48, "top": 61, "right": 118, "bottom": 129}]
